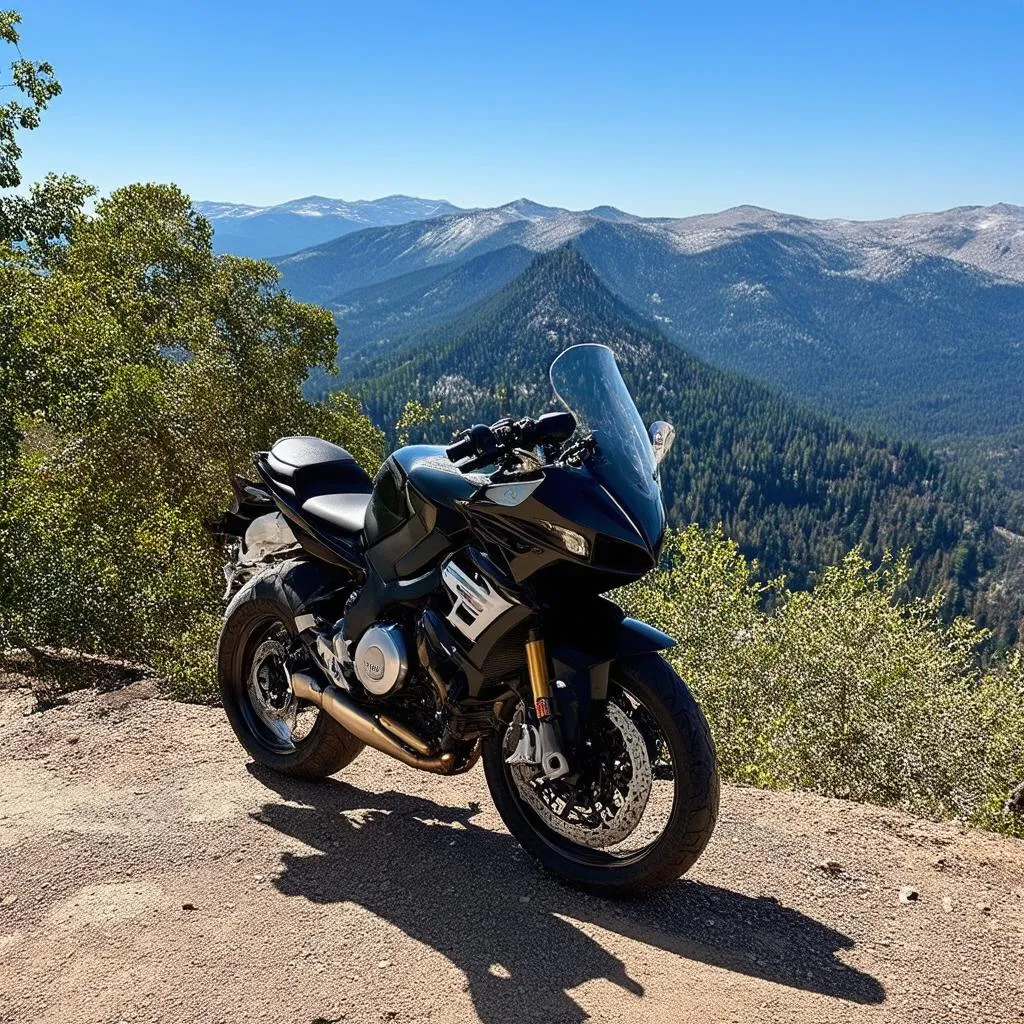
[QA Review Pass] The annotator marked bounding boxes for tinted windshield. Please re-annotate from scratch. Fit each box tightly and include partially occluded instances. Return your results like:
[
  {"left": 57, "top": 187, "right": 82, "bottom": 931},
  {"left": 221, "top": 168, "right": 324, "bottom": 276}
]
[{"left": 550, "top": 344, "right": 665, "bottom": 548}]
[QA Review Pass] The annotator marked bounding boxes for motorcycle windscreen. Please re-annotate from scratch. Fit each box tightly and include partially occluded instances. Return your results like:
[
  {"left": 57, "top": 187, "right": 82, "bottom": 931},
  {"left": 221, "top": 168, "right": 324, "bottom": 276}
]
[{"left": 549, "top": 344, "right": 666, "bottom": 550}]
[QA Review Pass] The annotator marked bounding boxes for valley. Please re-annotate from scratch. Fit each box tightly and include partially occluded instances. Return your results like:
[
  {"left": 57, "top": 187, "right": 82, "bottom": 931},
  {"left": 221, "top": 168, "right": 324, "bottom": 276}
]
[{"left": 204, "top": 194, "right": 1024, "bottom": 646}]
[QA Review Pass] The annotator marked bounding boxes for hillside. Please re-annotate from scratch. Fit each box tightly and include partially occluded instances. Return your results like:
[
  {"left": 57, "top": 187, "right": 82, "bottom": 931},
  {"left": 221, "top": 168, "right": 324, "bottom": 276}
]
[
  {"left": 329, "top": 244, "right": 536, "bottom": 370},
  {"left": 275, "top": 199, "right": 598, "bottom": 300},
  {"left": 340, "top": 246, "right": 1024, "bottom": 645},
  {"left": 573, "top": 220, "right": 1024, "bottom": 440},
  {"left": 275, "top": 200, "right": 1024, "bottom": 450},
  {"left": 195, "top": 195, "right": 463, "bottom": 258}
]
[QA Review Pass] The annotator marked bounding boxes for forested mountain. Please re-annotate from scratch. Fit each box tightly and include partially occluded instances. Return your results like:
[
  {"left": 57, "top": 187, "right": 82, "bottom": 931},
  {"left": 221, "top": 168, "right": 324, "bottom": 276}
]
[
  {"left": 334, "top": 246, "right": 1024, "bottom": 647},
  {"left": 573, "top": 221, "right": 1024, "bottom": 440},
  {"left": 329, "top": 244, "right": 536, "bottom": 370},
  {"left": 195, "top": 195, "right": 463, "bottom": 258},
  {"left": 277, "top": 201, "right": 1024, "bottom": 452}
]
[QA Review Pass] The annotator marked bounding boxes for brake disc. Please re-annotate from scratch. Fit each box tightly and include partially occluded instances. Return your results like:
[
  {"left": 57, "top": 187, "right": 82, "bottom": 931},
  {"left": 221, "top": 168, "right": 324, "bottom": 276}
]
[
  {"left": 247, "top": 639, "right": 297, "bottom": 728},
  {"left": 508, "top": 701, "right": 653, "bottom": 849}
]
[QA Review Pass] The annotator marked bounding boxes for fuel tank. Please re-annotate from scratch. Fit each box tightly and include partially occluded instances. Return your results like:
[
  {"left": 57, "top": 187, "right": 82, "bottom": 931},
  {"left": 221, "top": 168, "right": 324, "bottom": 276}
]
[{"left": 363, "top": 446, "right": 479, "bottom": 582}]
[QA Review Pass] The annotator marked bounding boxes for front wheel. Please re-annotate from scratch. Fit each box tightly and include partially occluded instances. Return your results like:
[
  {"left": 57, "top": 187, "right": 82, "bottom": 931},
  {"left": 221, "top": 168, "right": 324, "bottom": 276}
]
[{"left": 483, "top": 654, "right": 719, "bottom": 895}]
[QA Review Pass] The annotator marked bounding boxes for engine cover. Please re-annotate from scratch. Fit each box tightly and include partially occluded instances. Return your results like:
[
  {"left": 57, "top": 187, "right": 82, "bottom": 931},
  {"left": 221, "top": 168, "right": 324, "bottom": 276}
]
[{"left": 353, "top": 624, "right": 408, "bottom": 695}]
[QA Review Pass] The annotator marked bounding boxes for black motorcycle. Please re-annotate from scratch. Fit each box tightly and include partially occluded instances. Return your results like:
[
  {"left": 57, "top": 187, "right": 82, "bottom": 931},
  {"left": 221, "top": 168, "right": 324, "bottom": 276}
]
[{"left": 213, "top": 344, "right": 718, "bottom": 894}]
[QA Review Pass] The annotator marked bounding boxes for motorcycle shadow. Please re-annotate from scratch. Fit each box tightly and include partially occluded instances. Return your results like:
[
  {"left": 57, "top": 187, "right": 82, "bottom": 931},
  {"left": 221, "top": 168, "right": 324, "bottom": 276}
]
[{"left": 249, "top": 766, "right": 885, "bottom": 1023}]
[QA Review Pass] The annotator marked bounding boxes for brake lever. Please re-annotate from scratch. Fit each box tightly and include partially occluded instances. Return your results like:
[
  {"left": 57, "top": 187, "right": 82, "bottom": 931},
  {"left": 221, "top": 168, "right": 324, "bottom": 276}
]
[{"left": 452, "top": 452, "right": 493, "bottom": 474}]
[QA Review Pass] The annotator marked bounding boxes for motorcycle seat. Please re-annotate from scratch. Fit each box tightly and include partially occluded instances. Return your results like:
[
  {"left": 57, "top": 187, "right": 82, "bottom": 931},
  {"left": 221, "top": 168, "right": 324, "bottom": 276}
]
[
  {"left": 265, "top": 436, "right": 368, "bottom": 483},
  {"left": 300, "top": 493, "right": 371, "bottom": 534},
  {"left": 261, "top": 437, "right": 375, "bottom": 537}
]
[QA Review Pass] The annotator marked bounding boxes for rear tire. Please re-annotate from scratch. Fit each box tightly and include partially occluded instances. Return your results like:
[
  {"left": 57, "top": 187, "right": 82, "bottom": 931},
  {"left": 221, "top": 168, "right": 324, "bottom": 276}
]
[
  {"left": 217, "top": 575, "right": 363, "bottom": 779},
  {"left": 483, "top": 653, "right": 718, "bottom": 895}
]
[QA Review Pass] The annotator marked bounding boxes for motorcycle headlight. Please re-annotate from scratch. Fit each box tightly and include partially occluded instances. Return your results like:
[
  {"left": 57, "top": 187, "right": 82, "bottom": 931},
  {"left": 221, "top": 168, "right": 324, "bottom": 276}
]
[{"left": 536, "top": 520, "right": 589, "bottom": 558}]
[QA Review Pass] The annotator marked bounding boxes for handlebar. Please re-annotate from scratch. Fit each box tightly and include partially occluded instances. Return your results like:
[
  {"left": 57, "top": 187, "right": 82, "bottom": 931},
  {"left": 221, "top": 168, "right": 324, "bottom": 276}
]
[{"left": 445, "top": 412, "right": 577, "bottom": 472}]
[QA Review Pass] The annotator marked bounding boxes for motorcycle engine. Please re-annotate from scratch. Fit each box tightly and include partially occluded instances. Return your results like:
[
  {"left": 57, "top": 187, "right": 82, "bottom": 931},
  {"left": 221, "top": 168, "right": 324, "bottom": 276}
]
[{"left": 352, "top": 623, "right": 408, "bottom": 696}]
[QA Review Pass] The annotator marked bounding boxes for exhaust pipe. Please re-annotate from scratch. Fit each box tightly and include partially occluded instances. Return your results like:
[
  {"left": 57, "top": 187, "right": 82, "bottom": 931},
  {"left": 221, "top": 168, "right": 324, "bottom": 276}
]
[{"left": 289, "top": 670, "right": 455, "bottom": 775}]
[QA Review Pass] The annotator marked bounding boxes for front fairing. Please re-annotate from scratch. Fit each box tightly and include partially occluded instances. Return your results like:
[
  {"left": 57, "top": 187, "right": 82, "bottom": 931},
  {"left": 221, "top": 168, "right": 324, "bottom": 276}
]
[
  {"left": 587, "top": 452, "right": 666, "bottom": 552},
  {"left": 465, "top": 462, "right": 658, "bottom": 589}
]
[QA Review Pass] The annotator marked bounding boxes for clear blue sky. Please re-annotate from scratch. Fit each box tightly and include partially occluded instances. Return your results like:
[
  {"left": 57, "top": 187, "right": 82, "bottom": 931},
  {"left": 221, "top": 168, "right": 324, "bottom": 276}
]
[{"left": 13, "top": 0, "right": 1024, "bottom": 219}]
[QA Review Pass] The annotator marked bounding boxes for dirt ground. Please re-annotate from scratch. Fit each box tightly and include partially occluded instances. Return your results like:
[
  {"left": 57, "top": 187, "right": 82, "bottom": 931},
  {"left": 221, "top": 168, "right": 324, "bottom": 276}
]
[{"left": 1, "top": 679, "right": 1022, "bottom": 1024}]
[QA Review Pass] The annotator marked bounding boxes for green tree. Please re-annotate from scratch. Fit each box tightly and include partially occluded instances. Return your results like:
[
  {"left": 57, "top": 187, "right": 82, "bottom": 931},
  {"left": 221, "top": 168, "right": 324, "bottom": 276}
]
[
  {"left": 2, "top": 184, "right": 384, "bottom": 674},
  {"left": 0, "top": 11, "right": 384, "bottom": 696}
]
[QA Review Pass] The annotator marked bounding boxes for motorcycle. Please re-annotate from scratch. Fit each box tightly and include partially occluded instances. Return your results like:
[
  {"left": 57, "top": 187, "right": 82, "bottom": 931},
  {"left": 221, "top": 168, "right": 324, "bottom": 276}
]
[{"left": 211, "top": 343, "right": 718, "bottom": 894}]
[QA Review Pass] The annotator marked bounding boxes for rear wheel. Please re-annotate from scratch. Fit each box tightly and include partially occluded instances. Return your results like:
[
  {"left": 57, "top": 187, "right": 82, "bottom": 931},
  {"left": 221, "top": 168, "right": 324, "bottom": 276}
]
[
  {"left": 483, "top": 653, "right": 718, "bottom": 895},
  {"left": 217, "top": 583, "right": 363, "bottom": 778}
]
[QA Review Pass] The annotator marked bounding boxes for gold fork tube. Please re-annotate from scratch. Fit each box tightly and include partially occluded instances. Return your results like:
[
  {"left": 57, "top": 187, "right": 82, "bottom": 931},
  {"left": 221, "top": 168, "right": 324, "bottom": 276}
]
[{"left": 525, "top": 629, "right": 553, "bottom": 720}]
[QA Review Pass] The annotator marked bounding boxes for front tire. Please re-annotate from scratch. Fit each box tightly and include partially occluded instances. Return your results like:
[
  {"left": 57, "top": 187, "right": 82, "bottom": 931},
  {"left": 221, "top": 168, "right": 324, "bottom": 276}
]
[
  {"left": 217, "top": 575, "right": 364, "bottom": 779},
  {"left": 483, "top": 653, "right": 719, "bottom": 895}
]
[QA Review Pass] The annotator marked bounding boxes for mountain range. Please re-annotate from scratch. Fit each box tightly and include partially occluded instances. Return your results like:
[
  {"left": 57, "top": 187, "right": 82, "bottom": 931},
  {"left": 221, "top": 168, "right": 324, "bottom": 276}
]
[
  {"left": 261, "top": 198, "right": 1024, "bottom": 452},
  {"left": 198, "top": 193, "right": 1024, "bottom": 642},
  {"left": 195, "top": 195, "right": 463, "bottom": 258},
  {"left": 332, "top": 246, "right": 1024, "bottom": 647}
]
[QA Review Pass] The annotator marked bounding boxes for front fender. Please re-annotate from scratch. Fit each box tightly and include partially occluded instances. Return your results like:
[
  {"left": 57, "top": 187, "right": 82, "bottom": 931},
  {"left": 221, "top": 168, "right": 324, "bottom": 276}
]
[
  {"left": 615, "top": 617, "right": 675, "bottom": 656},
  {"left": 547, "top": 597, "right": 675, "bottom": 705}
]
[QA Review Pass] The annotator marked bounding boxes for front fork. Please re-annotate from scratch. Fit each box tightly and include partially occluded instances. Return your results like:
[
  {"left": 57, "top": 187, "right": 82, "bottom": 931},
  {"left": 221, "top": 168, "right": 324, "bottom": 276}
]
[{"left": 506, "top": 628, "right": 570, "bottom": 780}]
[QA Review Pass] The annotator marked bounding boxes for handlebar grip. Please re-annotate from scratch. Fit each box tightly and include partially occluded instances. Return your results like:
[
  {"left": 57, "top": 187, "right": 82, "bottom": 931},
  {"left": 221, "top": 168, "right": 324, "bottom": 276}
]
[
  {"left": 446, "top": 423, "right": 500, "bottom": 468},
  {"left": 445, "top": 435, "right": 477, "bottom": 463}
]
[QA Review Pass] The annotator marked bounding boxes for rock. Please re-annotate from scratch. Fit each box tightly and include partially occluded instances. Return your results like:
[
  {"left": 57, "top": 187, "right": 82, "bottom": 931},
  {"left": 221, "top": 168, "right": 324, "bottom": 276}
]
[
  {"left": 899, "top": 887, "right": 919, "bottom": 904},
  {"left": 181, "top": 903, "right": 197, "bottom": 911},
  {"left": 1, "top": 894, "right": 17, "bottom": 907},
  {"left": 377, "top": 959, "right": 391, "bottom": 969},
  {"left": 817, "top": 859, "right": 843, "bottom": 876},
  {"left": 1004, "top": 782, "right": 1024, "bottom": 817},
  {"left": 66, "top": 735, "right": 79, "bottom": 745},
  {"left": 942, "top": 896, "right": 954, "bottom": 913},
  {"left": 976, "top": 901, "right": 992, "bottom": 914}
]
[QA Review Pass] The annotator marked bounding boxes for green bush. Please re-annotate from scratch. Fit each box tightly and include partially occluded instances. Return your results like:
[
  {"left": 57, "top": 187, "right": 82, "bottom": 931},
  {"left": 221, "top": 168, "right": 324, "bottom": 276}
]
[
  {"left": 0, "top": 184, "right": 384, "bottom": 698},
  {"left": 620, "top": 525, "right": 1024, "bottom": 835},
  {"left": 155, "top": 612, "right": 224, "bottom": 704}
]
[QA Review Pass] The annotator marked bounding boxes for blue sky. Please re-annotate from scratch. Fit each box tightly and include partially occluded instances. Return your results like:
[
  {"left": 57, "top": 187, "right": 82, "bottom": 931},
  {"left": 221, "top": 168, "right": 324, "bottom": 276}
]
[{"left": 12, "top": 1, "right": 1024, "bottom": 218}]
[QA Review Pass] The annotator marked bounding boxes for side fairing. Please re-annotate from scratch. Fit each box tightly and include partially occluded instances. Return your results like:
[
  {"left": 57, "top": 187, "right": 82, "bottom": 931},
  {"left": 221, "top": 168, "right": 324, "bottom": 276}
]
[{"left": 364, "top": 446, "right": 474, "bottom": 583}]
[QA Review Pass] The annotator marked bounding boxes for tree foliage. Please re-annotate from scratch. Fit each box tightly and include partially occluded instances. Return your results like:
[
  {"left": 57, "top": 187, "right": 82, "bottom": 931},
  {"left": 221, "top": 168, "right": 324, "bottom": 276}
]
[
  {"left": 0, "top": 14, "right": 383, "bottom": 682},
  {"left": 620, "top": 526, "right": 1024, "bottom": 834},
  {"left": 1, "top": 183, "right": 384, "bottom": 670}
]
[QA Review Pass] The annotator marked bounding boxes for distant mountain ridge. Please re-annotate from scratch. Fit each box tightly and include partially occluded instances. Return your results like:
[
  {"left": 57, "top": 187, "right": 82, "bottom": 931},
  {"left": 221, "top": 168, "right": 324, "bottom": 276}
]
[
  {"left": 272, "top": 199, "right": 1024, "bottom": 447},
  {"left": 341, "top": 246, "right": 1024, "bottom": 646},
  {"left": 195, "top": 194, "right": 464, "bottom": 258},
  {"left": 273, "top": 198, "right": 1024, "bottom": 288}
]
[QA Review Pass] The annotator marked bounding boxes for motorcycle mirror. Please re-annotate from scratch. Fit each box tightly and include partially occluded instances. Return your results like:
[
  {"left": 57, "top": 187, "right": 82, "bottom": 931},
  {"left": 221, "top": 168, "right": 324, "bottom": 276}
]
[
  {"left": 648, "top": 420, "right": 676, "bottom": 466},
  {"left": 535, "top": 411, "right": 576, "bottom": 445}
]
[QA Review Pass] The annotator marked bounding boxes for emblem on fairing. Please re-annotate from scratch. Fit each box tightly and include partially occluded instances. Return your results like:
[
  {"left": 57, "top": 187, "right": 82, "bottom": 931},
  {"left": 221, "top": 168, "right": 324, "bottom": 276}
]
[
  {"left": 484, "top": 478, "right": 542, "bottom": 507},
  {"left": 441, "top": 558, "right": 514, "bottom": 641}
]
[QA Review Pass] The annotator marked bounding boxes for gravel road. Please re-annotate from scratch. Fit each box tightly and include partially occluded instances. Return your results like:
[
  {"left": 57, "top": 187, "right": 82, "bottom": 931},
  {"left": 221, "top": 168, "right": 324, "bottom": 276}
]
[{"left": 1, "top": 679, "right": 1022, "bottom": 1024}]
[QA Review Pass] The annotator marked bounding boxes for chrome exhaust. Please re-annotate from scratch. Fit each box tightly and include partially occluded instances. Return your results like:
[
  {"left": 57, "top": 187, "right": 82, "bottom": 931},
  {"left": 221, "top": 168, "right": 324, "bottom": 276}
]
[{"left": 289, "top": 670, "right": 455, "bottom": 775}]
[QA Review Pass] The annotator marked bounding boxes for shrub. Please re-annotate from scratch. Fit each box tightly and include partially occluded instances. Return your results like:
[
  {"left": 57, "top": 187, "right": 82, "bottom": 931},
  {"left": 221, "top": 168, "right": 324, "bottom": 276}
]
[{"left": 620, "top": 526, "right": 1024, "bottom": 835}]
